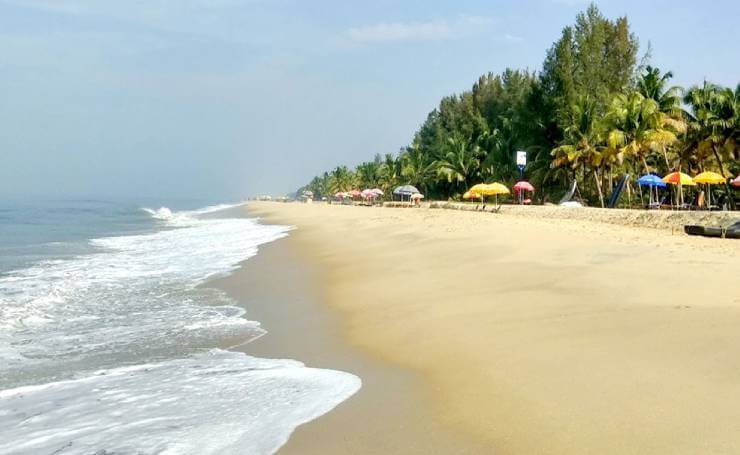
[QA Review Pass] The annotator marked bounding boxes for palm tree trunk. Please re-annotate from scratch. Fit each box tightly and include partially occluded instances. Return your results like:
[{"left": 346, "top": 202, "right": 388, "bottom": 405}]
[
  {"left": 594, "top": 169, "right": 605, "bottom": 208},
  {"left": 640, "top": 155, "right": 650, "bottom": 174},
  {"left": 712, "top": 146, "right": 736, "bottom": 210}
]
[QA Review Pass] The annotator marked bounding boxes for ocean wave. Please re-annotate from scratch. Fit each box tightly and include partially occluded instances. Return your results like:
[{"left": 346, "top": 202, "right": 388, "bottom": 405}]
[
  {"left": 142, "top": 202, "right": 246, "bottom": 226},
  {"left": 0, "top": 203, "right": 358, "bottom": 454},
  {"left": 0, "top": 350, "right": 361, "bottom": 455}
]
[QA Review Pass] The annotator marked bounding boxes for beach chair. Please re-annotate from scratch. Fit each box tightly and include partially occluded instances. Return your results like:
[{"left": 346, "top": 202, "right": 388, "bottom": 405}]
[{"left": 647, "top": 194, "right": 667, "bottom": 210}]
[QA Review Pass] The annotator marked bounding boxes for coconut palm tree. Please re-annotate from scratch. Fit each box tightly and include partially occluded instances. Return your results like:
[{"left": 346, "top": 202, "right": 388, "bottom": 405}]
[
  {"left": 400, "top": 143, "right": 436, "bottom": 195},
  {"left": 605, "top": 91, "right": 681, "bottom": 173},
  {"left": 478, "top": 116, "right": 541, "bottom": 184},
  {"left": 551, "top": 95, "right": 607, "bottom": 206},
  {"left": 684, "top": 82, "right": 739, "bottom": 175},
  {"left": 355, "top": 156, "right": 382, "bottom": 189},
  {"left": 636, "top": 66, "right": 683, "bottom": 117},
  {"left": 434, "top": 134, "right": 482, "bottom": 194},
  {"left": 683, "top": 82, "right": 739, "bottom": 207},
  {"left": 328, "top": 165, "right": 355, "bottom": 193},
  {"left": 378, "top": 153, "right": 402, "bottom": 195}
]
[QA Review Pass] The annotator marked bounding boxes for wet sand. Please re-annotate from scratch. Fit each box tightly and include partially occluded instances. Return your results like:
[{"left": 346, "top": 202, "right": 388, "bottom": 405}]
[
  {"left": 212, "top": 233, "right": 490, "bottom": 454},
  {"left": 238, "top": 201, "right": 740, "bottom": 454}
]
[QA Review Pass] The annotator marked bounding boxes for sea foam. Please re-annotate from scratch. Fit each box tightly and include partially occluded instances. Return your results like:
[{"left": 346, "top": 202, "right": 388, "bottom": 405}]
[{"left": 0, "top": 203, "right": 361, "bottom": 454}]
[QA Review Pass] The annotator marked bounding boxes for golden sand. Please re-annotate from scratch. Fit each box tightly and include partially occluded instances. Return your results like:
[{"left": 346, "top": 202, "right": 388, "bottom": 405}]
[{"left": 248, "top": 202, "right": 740, "bottom": 454}]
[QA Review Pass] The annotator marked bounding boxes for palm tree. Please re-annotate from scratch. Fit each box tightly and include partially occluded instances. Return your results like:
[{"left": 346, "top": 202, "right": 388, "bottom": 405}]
[
  {"left": 355, "top": 156, "right": 382, "bottom": 189},
  {"left": 683, "top": 82, "right": 739, "bottom": 207},
  {"left": 378, "top": 153, "right": 402, "bottom": 195},
  {"left": 605, "top": 91, "right": 681, "bottom": 173},
  {"left": 328, "top": 165, "right": 355, "bottom": 193},
  {"left": 684, "top": 81, "right": 739, "bottom": 177},
  {"left": 478, "top": 117, "right": 523, "bottom": 183},
  {"left": 434, "top": 134, "right": 482, "bottom": 194},
  {"left": 551, "top": 95, "right": 607, "bottom": 207},
  {"left": 636, "top": 66, "right": 683, "bottom": 117},
  {"left": 400, "top": 143, "right": 436, "bottom": 195}
]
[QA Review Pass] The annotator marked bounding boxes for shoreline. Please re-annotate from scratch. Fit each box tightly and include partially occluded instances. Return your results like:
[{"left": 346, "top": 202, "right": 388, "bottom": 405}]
[
  {"left": 211, "top": 224, "right": 491, "bottom": 453},
  {"left": 243, "top": 201, "right": 740, "bottom": 454}
]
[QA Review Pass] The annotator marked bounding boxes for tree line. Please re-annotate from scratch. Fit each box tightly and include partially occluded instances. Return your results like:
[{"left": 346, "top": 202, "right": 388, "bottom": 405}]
[{"left": 299, "top": 4, "right": 739, "bottom": 207}]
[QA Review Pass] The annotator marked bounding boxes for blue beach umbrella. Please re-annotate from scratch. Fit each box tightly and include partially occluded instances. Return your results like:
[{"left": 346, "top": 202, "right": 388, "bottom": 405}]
[
  {"left": 637, "top": 174, "right": 667, "bottom": 188},
  {"left": 637, "top": 174, "right": 665, "bottom": 207}
]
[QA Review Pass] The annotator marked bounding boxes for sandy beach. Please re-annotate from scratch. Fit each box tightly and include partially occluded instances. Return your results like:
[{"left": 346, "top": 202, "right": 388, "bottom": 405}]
[{"left": 239, "top": 202, "right": 739, "bottom": 454}]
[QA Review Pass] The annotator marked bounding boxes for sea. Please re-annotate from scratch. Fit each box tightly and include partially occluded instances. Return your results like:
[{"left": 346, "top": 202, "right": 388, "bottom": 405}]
[{"left": 0, "top": 198, "right": 361, "bottom": 454}]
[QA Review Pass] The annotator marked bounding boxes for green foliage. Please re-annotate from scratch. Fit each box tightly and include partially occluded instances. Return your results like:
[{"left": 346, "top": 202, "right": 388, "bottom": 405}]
[
  {"left": 541, "top": 3, "right": 639, "bottom": 130},
  {"left": 299, "top": 3, "right": 738, "bottom": 207}
]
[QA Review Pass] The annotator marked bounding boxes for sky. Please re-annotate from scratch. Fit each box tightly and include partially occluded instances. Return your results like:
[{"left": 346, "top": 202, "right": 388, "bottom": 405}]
[{"left": 1, "top": 0, "right": 738, "bottom": 200}]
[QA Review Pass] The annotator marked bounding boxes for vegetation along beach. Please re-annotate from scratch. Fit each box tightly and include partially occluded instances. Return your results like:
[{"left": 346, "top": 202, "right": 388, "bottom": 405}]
[
  {"left": 1, "top": 1, "right": 739, "bottom": 454},
  {"left": 300, "top": 5, "right": 739, "bottom": 210}
]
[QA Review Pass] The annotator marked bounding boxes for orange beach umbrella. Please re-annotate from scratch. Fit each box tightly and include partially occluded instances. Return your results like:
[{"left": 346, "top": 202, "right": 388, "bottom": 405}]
[{"left": 662, "top": 172, "right": 696, "bottom": 186}]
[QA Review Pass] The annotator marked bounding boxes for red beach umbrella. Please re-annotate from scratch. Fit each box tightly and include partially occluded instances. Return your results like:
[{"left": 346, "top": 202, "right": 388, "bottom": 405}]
[
  {"left": 732, "top": 176, "right": 740, "bottom": 187},
  {"left": 513, "top": 181, "right": 535, "bottom": 193},
  {"left": 349, "top": 189, "right": 362, "bottom": 198}
]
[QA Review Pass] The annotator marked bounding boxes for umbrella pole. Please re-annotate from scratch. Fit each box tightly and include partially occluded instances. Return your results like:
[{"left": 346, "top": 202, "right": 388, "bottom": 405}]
[{"left": 707, "top": 184, "right": 711, "bottom": 210}]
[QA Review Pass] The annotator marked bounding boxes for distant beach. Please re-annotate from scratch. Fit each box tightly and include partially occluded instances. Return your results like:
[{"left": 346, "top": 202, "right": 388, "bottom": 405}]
[{"left": 246, "top": 201, "right": 740, "bottom": 454}]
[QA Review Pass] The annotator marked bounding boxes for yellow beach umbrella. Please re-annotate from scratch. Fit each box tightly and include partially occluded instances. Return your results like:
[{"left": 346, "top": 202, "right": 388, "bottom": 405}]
[
  {"left": 483, "top": 183, "right": 510, "bottom": 195},
  {"left": 693, "top": 171, "right": 725, "bottom": 185},
  {"left": 467, "top": 184, "right": 488, "bottom": 202},
  {"left": 469, "top": 183, "right": 488, "bottom": 194},
  {"left": 694, "top": 171, "right": 726, "bottom": 209},
  {"left": 477, "top": 182, "right": 510, "bottom": 206},
  {"left": 463, "top": 190, "right": 479, "bottom": 200}
]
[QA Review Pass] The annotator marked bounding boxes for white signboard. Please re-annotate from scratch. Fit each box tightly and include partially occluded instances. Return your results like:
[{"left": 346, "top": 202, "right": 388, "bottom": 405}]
[{"left": 516, "top": 151, "right": 527, "bottom": 166}]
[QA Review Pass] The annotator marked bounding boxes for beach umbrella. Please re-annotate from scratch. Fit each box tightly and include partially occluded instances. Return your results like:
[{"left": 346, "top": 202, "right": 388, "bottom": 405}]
[
  {"left": 513, "top": 181, "right": 535, "bottom": 192},
  {"left": 467, "top": 183, "right": 488, "bottom": 203},
  {"left": 732, "top": 176, "right": 740, "bottom": 188},
  {"left": 468, "top": 183, "right": 488, "bottom": 194},
  {"left": 662, "top": 172, "right": 696, "bottom": 186},
  {"left": 409, "top": 193, "right": 424, "bottom": 206},
  {"left": 663, "top": 172, "right": 695, "bottom": 209},
  {"left": 348, "top": 189, "right": 362, "bottom": 198},
  {"left": 637, "top": 174, "right": 667, "bottom": 188},
  {"left": 463, "top": 190, "right": 479, "bottom": 200},
  {"left": 694, "top": 171, "right": 726, "bottom": 208},
  {"left": 393, "top": 185, "right": 419, "bottom": 201},
  {"left": 361, "top": 189, "right": 374, "bottom": 198},
  {"left": 513, "top": 181, "right": 534, "bottom": 204},
  {"left": 334, "top": 191, "right": 345, "bottom": 199},
  {"left": 393, "top": 185, "right": 419, "bottom": 195},
  {"left": 480, "top": 183, "right": 510, "bottom": 206},
  {"left": 484, "top": 183, "right": 511, "bottom": 195},
  {"left": 637, "top": 174, "right": 666, "bottom": 206},
  {"left": 693, "top": 171, "right": 725, "bottom": 185},
  {"left": 371, "top": 188, "right": 384, "bottom": 196}
]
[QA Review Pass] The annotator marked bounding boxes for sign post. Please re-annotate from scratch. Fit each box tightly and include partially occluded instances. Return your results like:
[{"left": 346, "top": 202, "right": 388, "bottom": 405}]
[
  {"left": 516, "top": 151, "right": 527, "bottom": 204},
  {"left": 516, "top": 151, "right": 527, "bottom": 173}
]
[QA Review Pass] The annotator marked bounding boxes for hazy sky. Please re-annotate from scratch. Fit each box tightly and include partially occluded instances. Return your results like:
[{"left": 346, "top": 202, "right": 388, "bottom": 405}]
[{"left": 1, "top": 0, "right": 738, "bottom": 200}]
